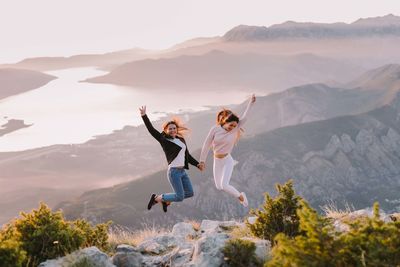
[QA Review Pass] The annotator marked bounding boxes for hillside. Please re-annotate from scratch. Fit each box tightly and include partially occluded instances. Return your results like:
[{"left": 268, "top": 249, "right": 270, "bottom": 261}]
[
  {"left": 0, "top": 68, "right": 56, "bottom": 99},
  {"left": 85, "top": 51, "right": 364, "bottom": 93},
  {"left": 2, "top": 64, "right": 399, "bottom": 225},
  {"left": 58, "top": 91, "right": 400, "bottom": 227}
]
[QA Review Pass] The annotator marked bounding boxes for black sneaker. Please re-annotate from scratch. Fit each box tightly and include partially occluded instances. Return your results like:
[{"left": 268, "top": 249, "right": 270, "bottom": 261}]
[
  {"left": 147, "top": 193, "right": 157, "bottom": 210},
  {"left": 162, "top": 201, "right": 170, "bottom": 213}
]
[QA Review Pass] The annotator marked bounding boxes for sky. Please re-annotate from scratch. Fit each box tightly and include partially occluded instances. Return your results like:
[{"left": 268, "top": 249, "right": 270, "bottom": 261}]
[{"left": 1, "top": 0, "right": 400, "bottom": 63}]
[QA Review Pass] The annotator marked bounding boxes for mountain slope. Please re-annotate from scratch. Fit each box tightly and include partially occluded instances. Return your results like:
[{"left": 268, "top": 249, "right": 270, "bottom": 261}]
[
  {"left": 58, "top": 92, "right": 400, "bottom": 228},
  {"left": 86, "top": 51, "right": 364, "bottom": 93},
  {"left": 2, "top": 64, "right": 400, "bottom": 225},
  {"left": 0, "top": 68, "right": 56, "bottom": 99}
]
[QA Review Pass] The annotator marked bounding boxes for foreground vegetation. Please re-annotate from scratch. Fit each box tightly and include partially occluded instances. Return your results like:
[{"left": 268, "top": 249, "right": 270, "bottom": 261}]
[
  {"left": 224, "top": 180, "right": 400, "bottom": 267},
  {"left": 0, "top": 203, "right": 110, "bottom": 267},
  {"left": 1, "top": 181, "right": 400, "bottom": 266}
]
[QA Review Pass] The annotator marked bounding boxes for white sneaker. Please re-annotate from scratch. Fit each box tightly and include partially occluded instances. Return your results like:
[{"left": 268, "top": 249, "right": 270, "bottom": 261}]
[{"left": 240, "top": 192, "right": 248, "bottom": 207}]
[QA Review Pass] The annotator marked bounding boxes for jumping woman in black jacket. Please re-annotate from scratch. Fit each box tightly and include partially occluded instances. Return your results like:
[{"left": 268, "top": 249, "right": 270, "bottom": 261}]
[{"left": 139, "top": 106, "right": 203, "bottom": 212}]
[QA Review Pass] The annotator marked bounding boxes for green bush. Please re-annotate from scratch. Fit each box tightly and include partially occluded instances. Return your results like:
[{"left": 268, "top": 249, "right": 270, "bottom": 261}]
[
  {"left": 337, "top": 202, "right": 400, "bottom": 266},
  {"left": 223, "top": 238, "right": 261, "bottom": 267},
  {"left": 265, "top": 202, "right": 400, "bottom": 267},
  {"left": 0, "top": 202, "right": 111, "bottom": 267},
  {"left": 73, "top": 219, "right": 110, "bottom": 251},
  {"left": 0, "top": 238, "right": 27, "bottom": 267},
  {"left": 248, "top": 180, "right": 303, "bottom": 243},
  {"left": 266, "top": 201, "right": 338, "bottom": 267}
]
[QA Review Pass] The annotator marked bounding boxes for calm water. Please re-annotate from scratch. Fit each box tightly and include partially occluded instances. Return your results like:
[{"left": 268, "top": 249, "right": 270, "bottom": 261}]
[{"left": 0, "top": 68, "right": 249, "bottom": 151}]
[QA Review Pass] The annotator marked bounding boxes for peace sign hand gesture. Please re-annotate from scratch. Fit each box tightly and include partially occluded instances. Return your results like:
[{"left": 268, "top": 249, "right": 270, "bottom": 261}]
[{"left": 139, "top": 106, "right": 146, "bottom": 116}]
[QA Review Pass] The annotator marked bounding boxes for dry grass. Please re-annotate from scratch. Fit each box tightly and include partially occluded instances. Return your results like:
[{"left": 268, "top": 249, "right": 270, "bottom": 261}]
[
  {"left": 321, "top": 201, "right": 355, "bottom": 220},
  {"left": 108, "top": 224, "right": 167, "bottom": 248},
  {"left": 184, "top": 219, "right": 201, "bottom": 232}
]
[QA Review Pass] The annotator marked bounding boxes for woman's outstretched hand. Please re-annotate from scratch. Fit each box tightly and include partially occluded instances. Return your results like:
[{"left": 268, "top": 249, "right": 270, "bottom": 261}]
[
  {"left": 198, "top": 162, "right": 205, "bottom": 171},
  {"left": 250, "top": 94, "right": 256, "bottom": 104},
  {"left": 139, "top": 106, "right": 146, "bottom": 116}
]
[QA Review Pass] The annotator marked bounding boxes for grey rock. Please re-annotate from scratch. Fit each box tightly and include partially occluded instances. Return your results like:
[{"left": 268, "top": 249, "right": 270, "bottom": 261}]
[
  {"left": 171, "top": 222, "right": 197, "bottom": 239},
  {"left": 200, "top": 220, "right": 241, "bottom": 234},
  {"left": 141, "top": 247, "right": 181, "bottom": 267},
  {"left": 190, "top": 232, "right": 229, "bottom": 267},
  {"left": 115, "top": 244, "right": 138, "bottom": 253},
  {"left": 39, "top": 247, "right": 115, "bottom": 267},
  {"left": 112, "top": 251, "right": 143, "bottom": 267},
  {"left": 137, "top": 234, "right": 177, "bottom": 255},
  {"left": 347, "top": 207, "right": 392, "bottom": 222}
]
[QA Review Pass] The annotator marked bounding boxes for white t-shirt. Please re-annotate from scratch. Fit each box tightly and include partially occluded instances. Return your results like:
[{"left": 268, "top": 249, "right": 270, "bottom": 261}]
[{"left": 168, "top": 138, "right": 186, "bottom": 168}]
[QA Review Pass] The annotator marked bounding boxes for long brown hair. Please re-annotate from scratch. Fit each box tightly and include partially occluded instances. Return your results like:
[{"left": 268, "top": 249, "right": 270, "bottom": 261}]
[
  {"left": 217, "top": 108, "right": 244, "bottom": 142},
  {"left": 162, "top": 117, "right": 189, "bottom": 138}
]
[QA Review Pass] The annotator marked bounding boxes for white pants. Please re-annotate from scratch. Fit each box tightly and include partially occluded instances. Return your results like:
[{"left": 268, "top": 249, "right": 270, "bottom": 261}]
[{"left": 213, "top": 154, "right": 241, "bottom": 198}]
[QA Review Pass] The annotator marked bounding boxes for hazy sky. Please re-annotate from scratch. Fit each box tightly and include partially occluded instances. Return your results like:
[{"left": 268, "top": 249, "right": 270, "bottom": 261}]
[{"left": 1, "top": 0, "right": 400, "bottom": 63}]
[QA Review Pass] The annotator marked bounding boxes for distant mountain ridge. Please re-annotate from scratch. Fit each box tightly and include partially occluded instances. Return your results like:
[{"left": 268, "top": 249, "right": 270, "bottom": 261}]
[
  {"left": 223, "top": 14, "right": 400, "bottom": 41},
  {"left": 86, "top": 50, "right": 365, "bottom": 92}
]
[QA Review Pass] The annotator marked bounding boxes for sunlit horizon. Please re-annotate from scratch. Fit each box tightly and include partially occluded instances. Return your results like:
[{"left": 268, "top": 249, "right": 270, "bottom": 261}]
[{"left": 1, "top": 0, "right": 400, "bottom": 63}]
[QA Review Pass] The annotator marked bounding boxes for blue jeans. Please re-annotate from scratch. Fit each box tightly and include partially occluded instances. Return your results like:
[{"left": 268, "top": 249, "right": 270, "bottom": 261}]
[{"left": 162, "top": 168, "right": 194, "bottom": 202}]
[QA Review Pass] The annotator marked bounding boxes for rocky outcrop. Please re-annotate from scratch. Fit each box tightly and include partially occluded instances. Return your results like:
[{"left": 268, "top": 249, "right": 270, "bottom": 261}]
[
  {"left": 39, "top": 220, "right": 270, "bottom": 267},
  {"left": 114, "top": 220, "right": 269, "bottom": 267},
  {"left": 39, "top": 247, "right": 114, "bottom": 267}
]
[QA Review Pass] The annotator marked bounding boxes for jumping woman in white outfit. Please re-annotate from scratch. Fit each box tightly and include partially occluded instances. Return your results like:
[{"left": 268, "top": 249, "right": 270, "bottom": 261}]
[{"left": 199, "top": 94, "right": 256, "bottom": 207}]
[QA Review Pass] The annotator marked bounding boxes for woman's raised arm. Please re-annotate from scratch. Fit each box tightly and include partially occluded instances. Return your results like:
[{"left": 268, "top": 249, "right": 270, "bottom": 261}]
[
  {"left": 238, "top": 94, "right": 256, "bottom": 126},
  {"left": 140, "top": 106, "right": 163, "bottom": 142}
]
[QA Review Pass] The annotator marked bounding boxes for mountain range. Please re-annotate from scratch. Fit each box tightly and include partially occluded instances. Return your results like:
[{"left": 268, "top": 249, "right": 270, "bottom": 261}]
[
  {"left": 223, "top": 14, "right": 400, "bottom": 41},
  {"left": 55, "top": 64, "right": 400, "bottom": 228}
]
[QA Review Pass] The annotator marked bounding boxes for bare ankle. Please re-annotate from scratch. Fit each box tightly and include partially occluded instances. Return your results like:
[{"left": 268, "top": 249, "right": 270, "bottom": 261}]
[{"left": 155, "top": 195, "right": 162, "bottom": 203}]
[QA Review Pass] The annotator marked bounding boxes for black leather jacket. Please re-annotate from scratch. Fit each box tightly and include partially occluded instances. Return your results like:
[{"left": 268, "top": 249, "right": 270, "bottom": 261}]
[{"left": 141, "top": 114, "right": 199, "bottom": 169}]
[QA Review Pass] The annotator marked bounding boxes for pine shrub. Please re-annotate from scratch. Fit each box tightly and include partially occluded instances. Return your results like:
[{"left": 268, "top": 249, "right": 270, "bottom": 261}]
[
  {"left": 248, "top": 180, "right": 303, "bottom": 243},
  {"left": 222, "top": 238, "right": 261, "bottom": 267},
  {"left": 265, "top": 202, "right": 400, "bottom": 267},
  {"left": 0, "top": 202, "right": 111, "bottom": 267}
]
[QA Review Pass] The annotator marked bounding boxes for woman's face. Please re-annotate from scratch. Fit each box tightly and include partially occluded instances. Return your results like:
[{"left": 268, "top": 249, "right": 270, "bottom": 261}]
[
  {"left": 166, "top": 123, "right": 177, "bottom": 138},
  {"left": 223, "top": 121, "right": 238, "bottom": 131}
]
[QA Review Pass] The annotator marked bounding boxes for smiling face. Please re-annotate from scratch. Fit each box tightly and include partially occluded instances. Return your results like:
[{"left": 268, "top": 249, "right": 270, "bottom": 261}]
[
  {"left": 166, "top": 123, "right": 177, "bottom": 138},
  {"left": 222, "top": 121, "right": 238, "bottom": 131}
]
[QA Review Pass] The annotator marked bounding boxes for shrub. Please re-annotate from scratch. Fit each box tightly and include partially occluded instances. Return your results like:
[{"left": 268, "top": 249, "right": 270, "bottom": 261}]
[
  {"left": 223, "top": 238, "right": 261, "bottom": 267},
  {"left": 0, "top": 238, "right": 27, "bottom": 267},
  {"left": 337, "top": 202, "right": 400, "bottom": 266},
  {"left": 265, "top": 202, "right": 400, "bottom": 267},
  {"left": 248, "top": 180, "right": 303, "bottom": 243},
  {"left": 0, "top": 202, "right": 111, "bottom": 267},
  {"left": 73, "top": 219, "right": 110, "bottom": 251},
  {"left": 266, "top": 201, "right": 338, "bottom": 267}
]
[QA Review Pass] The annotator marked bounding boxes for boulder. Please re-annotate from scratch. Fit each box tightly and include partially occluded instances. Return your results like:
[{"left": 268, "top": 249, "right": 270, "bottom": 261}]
[
  {"left": 172, "top": 222, "right": 197, "bottom": 239},
  {"left": 112, "top": 245, "right": 143, "bottom": 267},
  {"left": 137, "top": 234, "right": 178, "bottom": 255},
  {"left": 190, "top": 232, "right": 230, "bottom": 267},
  {"left": 39, "top": 247, "right": 115, "bottom": 267}
]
